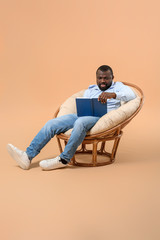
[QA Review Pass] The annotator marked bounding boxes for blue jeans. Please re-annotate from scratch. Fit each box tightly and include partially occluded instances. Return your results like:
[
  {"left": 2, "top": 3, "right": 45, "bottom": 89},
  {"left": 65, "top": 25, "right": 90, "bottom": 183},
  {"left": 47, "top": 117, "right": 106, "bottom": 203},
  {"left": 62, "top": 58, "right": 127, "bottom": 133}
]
[{"left": 26, "top": 114, "right": 99, "bottom": 162}]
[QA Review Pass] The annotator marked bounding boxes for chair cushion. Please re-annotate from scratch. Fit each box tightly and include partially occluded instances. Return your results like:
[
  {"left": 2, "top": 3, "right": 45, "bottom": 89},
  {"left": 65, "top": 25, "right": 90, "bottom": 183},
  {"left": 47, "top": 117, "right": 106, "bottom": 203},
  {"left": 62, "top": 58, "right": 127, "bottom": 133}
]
[
  {"left": 57, "top": 89, "right": 141, "bottom": 136},
  {"left": 57, "top": 90, "right": 85, "bottom": 117}
]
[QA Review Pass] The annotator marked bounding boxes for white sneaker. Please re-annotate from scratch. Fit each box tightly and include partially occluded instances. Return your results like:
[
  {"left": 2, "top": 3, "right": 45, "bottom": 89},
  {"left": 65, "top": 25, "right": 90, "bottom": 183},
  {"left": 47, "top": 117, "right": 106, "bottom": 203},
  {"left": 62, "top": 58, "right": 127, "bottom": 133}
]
[
  {"left": 39, "top": 156, "right": 67, "bottom": 171},
  {"left": 7, "top": 143, "right": 31, "bottom": 170}
]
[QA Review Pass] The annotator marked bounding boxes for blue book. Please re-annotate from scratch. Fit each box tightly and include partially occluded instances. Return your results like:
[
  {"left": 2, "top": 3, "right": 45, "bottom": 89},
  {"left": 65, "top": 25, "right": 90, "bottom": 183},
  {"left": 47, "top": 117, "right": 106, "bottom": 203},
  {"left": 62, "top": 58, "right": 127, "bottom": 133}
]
[{"left": 76, "top": 98, "right": 107, "bottom": 117}]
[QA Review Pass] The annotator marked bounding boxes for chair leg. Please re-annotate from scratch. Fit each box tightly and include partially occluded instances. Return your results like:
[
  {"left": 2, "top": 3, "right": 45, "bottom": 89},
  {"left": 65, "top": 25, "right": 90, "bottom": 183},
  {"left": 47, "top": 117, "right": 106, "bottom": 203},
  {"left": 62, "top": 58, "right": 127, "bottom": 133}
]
[
  {"left": 57, "top": 137, "right": 63, "bottom": 153},
  {"left": 70, "top": 156, "right": 75, "bottom": 165},
  {"left": 111, "top": 136, "right": 121, "bottom": 161},
  {"left": 92, "top": 141, "right": 98, "bottom": 166},
  {"left": 100, "top": 141, "right": 105, "bottom": 154}
]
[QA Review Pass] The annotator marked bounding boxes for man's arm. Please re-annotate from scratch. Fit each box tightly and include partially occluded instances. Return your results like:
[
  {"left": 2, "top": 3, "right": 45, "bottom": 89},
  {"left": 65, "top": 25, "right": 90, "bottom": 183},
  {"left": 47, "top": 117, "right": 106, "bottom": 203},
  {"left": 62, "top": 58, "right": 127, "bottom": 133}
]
[{"left": 98, "top": 82, "right": 136, "bottom": 103}]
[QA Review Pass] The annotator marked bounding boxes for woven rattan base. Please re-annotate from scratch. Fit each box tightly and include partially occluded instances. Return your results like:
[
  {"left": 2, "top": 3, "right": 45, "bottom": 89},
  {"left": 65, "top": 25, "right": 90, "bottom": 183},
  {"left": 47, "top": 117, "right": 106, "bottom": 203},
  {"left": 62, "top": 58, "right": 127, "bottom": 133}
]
[{"left": 56, "top": 130, "right": 123, "bottom": 167}]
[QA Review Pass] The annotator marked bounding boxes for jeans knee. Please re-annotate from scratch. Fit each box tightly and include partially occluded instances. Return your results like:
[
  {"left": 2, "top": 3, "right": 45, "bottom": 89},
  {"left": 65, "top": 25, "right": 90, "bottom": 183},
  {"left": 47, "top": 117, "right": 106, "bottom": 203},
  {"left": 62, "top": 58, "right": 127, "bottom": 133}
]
[
  {"left": 73, "top": 117, "right": 99, "bottom": 133},
  {"left": 42, "top": 119, "right": 56, "bottom": 136},
  {"left": 73, "top": 118, "right": 86, "bottom": 132},
  {"left": 44, "top": 119, "right": 53, "bottom": 129}
]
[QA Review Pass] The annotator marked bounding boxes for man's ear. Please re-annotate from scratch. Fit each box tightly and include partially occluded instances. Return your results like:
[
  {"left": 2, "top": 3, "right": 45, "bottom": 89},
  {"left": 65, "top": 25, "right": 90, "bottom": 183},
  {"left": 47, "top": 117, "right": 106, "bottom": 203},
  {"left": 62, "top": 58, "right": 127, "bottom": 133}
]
[{"left": 112, "top": 75, "right": 114, "bottom": 80}]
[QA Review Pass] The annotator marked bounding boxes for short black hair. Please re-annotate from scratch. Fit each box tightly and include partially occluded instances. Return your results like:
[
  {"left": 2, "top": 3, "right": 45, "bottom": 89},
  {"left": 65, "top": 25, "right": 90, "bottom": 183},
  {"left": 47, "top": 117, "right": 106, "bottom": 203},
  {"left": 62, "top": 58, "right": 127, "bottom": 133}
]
[{"left": 96, "top": 65, "right": 113, "bottom": 76}]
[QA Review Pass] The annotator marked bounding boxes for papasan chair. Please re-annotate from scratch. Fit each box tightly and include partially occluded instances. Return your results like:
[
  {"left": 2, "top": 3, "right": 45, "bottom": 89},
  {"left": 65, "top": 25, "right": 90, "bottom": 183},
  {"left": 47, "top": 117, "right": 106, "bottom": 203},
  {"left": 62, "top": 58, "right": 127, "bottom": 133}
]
[{"left": 54, "top": 82, "right": 144, "bottom": 167}]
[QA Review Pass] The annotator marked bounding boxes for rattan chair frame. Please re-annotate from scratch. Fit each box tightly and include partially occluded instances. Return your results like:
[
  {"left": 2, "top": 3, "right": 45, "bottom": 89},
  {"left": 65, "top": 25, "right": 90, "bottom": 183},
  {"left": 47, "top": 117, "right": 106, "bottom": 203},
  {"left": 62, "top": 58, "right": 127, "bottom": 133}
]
[{"left": 54, "top": 82, "right": 144, "bottom": 167}]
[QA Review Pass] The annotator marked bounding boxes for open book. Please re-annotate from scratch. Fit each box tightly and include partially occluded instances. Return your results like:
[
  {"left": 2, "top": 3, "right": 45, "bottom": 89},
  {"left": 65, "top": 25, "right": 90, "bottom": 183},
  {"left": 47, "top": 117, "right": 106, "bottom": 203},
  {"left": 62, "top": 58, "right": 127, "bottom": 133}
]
[{"left": 76, "top": 98, "right": 107, "bottom": 117}]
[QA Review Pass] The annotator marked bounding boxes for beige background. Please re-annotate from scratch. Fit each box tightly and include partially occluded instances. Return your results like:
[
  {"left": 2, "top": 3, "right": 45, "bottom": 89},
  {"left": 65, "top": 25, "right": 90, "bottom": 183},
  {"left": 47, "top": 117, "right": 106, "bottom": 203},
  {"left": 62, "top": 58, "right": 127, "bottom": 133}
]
[{"left": 0, "top": 0, "right": 160, "bottom": 239}]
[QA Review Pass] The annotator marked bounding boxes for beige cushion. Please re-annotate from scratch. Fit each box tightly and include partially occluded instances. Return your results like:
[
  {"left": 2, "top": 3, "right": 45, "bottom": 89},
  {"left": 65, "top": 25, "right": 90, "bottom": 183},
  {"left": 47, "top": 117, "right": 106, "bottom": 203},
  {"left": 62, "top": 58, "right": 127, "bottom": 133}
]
[
  {"left": 57, "top": 90, "right": 85, "bottom": 117},
  {"left": 57, "top": 89, "right": 141, "bottom": 136}
]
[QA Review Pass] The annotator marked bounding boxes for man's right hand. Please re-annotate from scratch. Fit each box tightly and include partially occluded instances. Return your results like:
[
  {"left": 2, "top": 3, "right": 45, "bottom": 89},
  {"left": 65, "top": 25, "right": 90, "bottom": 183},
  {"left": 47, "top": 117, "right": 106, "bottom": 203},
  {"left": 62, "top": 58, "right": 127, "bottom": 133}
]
[{"left": 98, "top": 92, "right": 116, "bottom": 104}]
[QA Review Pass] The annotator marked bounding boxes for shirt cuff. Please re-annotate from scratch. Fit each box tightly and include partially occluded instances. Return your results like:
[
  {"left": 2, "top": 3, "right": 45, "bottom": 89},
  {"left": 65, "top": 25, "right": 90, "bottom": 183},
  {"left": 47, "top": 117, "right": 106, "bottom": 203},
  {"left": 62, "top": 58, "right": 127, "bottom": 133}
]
[{"left": 115, "top": 91, "right": 124, "bottom": 100}]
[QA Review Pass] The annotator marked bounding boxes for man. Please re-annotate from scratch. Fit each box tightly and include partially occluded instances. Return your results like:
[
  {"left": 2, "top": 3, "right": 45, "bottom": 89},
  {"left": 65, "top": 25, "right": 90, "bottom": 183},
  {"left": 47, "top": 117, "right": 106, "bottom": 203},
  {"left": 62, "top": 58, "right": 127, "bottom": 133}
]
[{"left": 7, "top": 65, "right": 136, "bottom": 170}]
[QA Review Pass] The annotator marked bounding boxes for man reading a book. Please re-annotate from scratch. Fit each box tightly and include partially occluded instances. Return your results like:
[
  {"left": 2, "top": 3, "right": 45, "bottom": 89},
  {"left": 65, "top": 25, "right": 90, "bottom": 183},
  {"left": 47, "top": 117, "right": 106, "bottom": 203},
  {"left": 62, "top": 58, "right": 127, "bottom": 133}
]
[{"left": 7, "top": 65, "right": 136, "bottom": 170}]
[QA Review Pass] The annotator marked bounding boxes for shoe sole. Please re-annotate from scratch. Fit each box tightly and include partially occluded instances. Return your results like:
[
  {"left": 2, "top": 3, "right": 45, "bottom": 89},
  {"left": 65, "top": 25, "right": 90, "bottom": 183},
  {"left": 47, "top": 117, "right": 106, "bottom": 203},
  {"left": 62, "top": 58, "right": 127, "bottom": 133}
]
[{"left": 7, "top": 144, "right": 29, "bottom": 170}]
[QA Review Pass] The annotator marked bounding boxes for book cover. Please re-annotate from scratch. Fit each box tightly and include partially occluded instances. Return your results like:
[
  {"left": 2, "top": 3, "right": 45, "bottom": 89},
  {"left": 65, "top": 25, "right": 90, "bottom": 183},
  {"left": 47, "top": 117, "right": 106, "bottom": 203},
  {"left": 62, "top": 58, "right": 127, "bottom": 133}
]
[{"left": 76, "top": 98, "right": 107, "bottom": 117}]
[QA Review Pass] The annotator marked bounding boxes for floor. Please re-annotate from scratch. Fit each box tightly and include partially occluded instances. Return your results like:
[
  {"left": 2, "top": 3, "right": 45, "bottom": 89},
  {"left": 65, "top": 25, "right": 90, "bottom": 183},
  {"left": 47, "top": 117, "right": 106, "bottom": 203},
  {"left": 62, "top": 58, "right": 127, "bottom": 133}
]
[{"left": 1, "top": 102, "right": 160, "bottom": 240}]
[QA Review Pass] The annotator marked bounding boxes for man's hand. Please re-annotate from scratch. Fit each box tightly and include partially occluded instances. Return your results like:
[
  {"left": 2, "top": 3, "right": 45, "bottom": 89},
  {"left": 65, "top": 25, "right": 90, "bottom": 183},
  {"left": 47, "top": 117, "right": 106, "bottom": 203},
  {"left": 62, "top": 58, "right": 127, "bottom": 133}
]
[{"left": 98, "top": 92, "right": 116, "bottom": 103}]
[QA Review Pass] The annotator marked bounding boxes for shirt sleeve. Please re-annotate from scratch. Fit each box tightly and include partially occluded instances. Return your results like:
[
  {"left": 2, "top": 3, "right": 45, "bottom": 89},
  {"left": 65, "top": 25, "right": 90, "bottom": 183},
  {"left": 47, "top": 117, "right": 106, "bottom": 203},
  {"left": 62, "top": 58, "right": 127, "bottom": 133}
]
[{"left": 115, "top": 82, "right": 137, "bottom": 102}]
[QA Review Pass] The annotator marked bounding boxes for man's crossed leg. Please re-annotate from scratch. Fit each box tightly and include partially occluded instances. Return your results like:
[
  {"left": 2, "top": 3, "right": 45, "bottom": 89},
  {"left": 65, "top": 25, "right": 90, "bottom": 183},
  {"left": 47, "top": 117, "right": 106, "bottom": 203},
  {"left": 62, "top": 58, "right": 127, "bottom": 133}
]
[{"left": 7, "top": 114, "right": 99, "bottom": 170}]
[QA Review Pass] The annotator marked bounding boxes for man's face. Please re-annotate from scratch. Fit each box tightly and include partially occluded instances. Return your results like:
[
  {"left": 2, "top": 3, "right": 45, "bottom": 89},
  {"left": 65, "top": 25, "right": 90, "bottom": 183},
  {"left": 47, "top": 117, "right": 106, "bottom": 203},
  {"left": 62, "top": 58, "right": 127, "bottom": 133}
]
[{"left": 96, "top": 70, "right": 114, "bottom": 91}]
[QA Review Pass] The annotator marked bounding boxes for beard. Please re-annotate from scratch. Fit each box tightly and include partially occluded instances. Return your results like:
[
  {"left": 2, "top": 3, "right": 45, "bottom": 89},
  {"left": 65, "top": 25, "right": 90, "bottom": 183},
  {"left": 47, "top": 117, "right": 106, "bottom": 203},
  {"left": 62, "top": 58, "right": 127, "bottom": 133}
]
[{"left": 98, "top": 82, "right": 112, "bottom": 91}]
